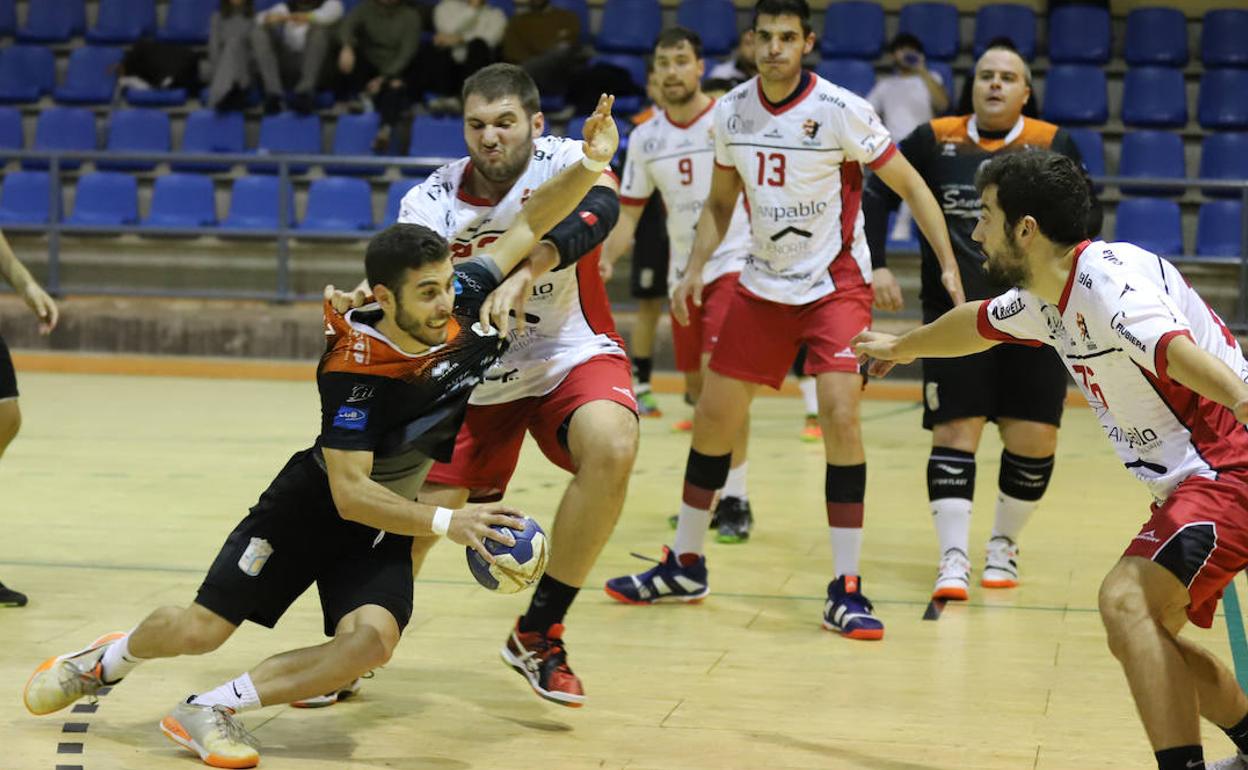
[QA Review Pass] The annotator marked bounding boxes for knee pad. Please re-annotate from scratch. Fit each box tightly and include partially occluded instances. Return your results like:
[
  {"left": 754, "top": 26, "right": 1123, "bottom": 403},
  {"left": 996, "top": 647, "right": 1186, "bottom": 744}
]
[
  {"left": 998, "top": 450, "right": 1054, "bottom": 502},
  {"left": 927, "top": 447, "right": 976, "bottom": 501}
]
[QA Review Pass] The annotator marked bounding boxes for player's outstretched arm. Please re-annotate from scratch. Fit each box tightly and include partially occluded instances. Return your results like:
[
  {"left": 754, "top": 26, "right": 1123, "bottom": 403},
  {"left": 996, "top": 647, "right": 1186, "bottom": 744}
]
[
  {"left": 852, "top": 300, "right": 996, "bottom": 376},
  {"left": 1163, "top": 335, "right": 1248, "bottom": 424},
  {"left": 0, "top": 230, "right": 58, "bottom": 334},
  {"left": 673, "top": 165, "right": 741, "bottom": 326}
]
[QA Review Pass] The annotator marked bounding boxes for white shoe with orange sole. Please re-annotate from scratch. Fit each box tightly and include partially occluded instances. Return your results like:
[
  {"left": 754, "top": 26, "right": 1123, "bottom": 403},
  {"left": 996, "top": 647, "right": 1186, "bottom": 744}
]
[
  {"left": 24, "top": 631, "right": 126, "bottom": 715},
  {"left": 982, "top": 537, "right": 1020, "bottom": 588},
  {"left": 160, "top": 701, "right": 260, "bottom": 769},
  {"left": 932, "top": 549, "right": 971, "bottom": 601}
]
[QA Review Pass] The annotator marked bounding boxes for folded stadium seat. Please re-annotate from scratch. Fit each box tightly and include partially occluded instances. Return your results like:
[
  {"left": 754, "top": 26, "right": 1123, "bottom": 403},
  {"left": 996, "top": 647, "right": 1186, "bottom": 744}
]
[
  {"left": 1202, "top": 9, "right": 1248, "bottom": 68},
  {"left": 385, "top": 178, "right": 425, "bottom": 224},
  {"left": 821, "top": 1, "right": 884, "bottom": 60},
  {"left": 1119, "top": 130, "right": 1185, "bottom": 196},
  {"left": 1048, "top": 5, "right": 1111, "bottom": 64},
  {"left": 87, "top": 0, "right": 157, "bottom": 43},
  {"left": 1198, "top": 69, "right": 1248, "bottom": 131},
  {"left": 67, "top": 172, "right": 139, "bottom": 226},
  {"left": 1196, "top": 201, "right": 1243, "bottom": 259},
  {"left": 254, "top": 112, "right": 322, "bottom": 174},
  {"left": 299, "top": 177, "right": 374, "bottom": 232},
  {"left": 0, "top": 0, "right": 14, "bottom": 37},
  {"left": 1121, "top": 66, "right": 1188, "bottom": 128},
  {"left": 175, "top": 109, "right": 246, "bottom": 173},
  {"left": 592, "top": 53, "right": 647, "bottom": 91},
  {"left": 406, "top": 116, "right": 467, "bottom": 174},
  {"left": 814, "top": 59, "right": 875, "bottom": 98},
  {"left": 54, "top": 46, "right": 125, "bottom": 105},
  {"left": 595, "top": 0, "right": 661, "bottom": 54},
  {"left": 898, "top": 2, "right": 959, "bottom": 61},
  {"left": 143, "top": 173, "right": 217, "bottom": 228},
  {"left": 488, "top": 0, "right": 515, "bottom": 16},
  {"left": 551, "top": 0, "right": 591, "bottom": 45},
  {"left": 25, "top": 107, "right": 96, "bottom": 170},
  {"left": 17, "top": 0, "right": 84, "bottom": 43},
  {"left": 927, "top": 60, "right": 954, "bottom": 103},
  {"left": 1199, "top": 133, "right": 1248, "bottom": 199},
  {"left": 0, "top": 171, "right": 53, "bottom": 224},
  {"left": 0, "top": 45, "right": 56, "bottom": 104},
  {"left": 973, "top": 4, "right": 1037, "bottom": 60},
  {"left": 99, "top": 109, "right": 171, "bottom": 172},
  {"left": 677, "top": 0, "right": 738, "bottom": 57},
  {"left": 328, "top": 112, "right": 382, "bottom": 175},
  {"left": 1040, "top": 65, "right": 1107, "bottom": 125},
  {"left": 221, "top": 176, "right": 295, "bottom": 231},
  {"left": 1115, "top": 198, "right": 1183, "bottom": 256},
  {"left": 0, "top": 106, "right": 21, "bottom": 156},
  {"left": 125, "top": 87, "right": 189, "bottom": 108},
  {"left": 1062, "top": 127, "right": 1105, "bottom": 181},
  {"left": 157, "top": 0, "right": 214, "bottom": 44},
  {"left": 1124, "top": 7, "right": 1188, "bottom": 66}
]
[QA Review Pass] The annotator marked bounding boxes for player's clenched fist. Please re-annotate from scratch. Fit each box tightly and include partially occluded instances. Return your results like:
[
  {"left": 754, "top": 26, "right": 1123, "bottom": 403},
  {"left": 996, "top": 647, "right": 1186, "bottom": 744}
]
[{"left": 446, "top": 505, "right": 527, "bottom": 564}]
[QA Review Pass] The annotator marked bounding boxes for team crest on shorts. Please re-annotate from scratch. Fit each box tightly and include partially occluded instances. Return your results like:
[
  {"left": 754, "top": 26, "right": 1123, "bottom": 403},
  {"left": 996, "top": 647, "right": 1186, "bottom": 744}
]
[
  {"left": 238, "top": 537, "right": 274, "bottom": 577},
  {"left": 925, "top": 382, "right": 940, "bottom": 411}
]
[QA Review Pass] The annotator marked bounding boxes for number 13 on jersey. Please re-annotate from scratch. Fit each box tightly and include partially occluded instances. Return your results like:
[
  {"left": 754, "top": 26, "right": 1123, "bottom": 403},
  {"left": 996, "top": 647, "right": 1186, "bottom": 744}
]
[{"left": 755, "top": 152, "right": 786, "bottom": 187}]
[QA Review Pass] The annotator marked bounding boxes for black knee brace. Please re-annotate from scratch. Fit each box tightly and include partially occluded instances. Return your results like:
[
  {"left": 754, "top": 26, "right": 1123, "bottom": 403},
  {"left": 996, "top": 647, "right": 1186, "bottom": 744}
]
[
  {"left": 927, "top": 447, "right": 976, "bottom": 501},
  {"left": 998, "top": 450, "right": 1054, "bottom": 502}
]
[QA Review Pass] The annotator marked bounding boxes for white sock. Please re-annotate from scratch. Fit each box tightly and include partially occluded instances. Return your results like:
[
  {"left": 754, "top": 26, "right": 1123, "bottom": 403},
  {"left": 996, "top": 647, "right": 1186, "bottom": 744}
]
[
  {"left": 190, "top": 673, "right": 262, "bottom": 713},
  {"left": 722, "top": 462, "right": 748, "bottom": 500},
  {"left": 829, "top": 527, "right": 862, "bottom": 577},
  {"left": 635, "top": 381, "right": 652, "bottom": 395},
  {"left": 799, "top": 377, "right": 818, "bottom": 416},
  {"left": 931, "top": 498, "right": 972, "bottom": 557},
  {"left": 992, "top": 493, "right": 1038, "bottom": 541},
  {"left": 673, "top": 503, "right": 711, "bottom": 557},
  {"left": 100, "top": 630, "right": 145, "bottom": 684}
]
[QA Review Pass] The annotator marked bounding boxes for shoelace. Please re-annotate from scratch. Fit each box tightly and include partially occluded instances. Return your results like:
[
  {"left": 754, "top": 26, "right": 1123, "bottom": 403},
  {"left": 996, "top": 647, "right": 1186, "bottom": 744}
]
[
  {"left": 61, "top": 657, "right": 105, "bottom": 703},
  {"left": 211, "top": 706, "right": 261, "bottom": 750},
  {"left": 519, "top": 631, "right": 570, "bottom": 673},
  {"left": 628, "top": 551, "right": 662, "bottom": 565}
]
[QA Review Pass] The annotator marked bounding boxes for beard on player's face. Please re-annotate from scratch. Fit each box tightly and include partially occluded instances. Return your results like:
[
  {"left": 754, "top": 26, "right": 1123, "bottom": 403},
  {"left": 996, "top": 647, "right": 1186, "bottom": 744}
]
[
  {"left": 471, "top": 123, "right": 534, "bottom": 184},
  {"left": 983, "top": 228, "right": 1032, "bottom": 287},
  {"left": 395, "top": 293, "right": 452, "bottom": 346}
]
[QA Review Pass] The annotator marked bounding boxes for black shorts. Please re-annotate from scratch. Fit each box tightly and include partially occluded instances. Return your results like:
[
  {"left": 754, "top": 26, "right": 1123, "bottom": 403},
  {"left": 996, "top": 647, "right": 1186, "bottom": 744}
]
[
  {"left": 0, "top": 333, "right": 17, "bottom": 401},
  {"left": 921, "top": 339, "right": 1068, "bottom": 430},
  {"left": 195, "top": 449, "right": 414, "bottom": 637},
  {"left": 630, "top": 196, "right": 670, "bottom": 299}
]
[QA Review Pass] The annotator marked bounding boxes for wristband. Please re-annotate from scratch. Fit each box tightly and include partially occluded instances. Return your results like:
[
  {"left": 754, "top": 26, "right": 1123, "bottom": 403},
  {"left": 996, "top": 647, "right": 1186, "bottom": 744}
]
[
  {"left": 581, "top": 155, "right": 609, "bottom": 173},
  {"left": 431, "top": 507, "right": 453, "bottom": 536}
]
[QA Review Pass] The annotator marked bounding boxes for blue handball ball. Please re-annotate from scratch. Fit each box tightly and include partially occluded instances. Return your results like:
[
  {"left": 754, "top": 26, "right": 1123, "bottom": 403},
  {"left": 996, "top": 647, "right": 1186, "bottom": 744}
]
[{"left": 465, "top": 516, "right": 549, "bottom": 594}]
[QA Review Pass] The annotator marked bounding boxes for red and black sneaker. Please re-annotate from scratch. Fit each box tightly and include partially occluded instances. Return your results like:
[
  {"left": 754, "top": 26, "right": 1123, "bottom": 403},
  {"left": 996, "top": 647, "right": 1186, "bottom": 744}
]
[{"left": 499, "top": 620, "right": 585, "bottom": 708}]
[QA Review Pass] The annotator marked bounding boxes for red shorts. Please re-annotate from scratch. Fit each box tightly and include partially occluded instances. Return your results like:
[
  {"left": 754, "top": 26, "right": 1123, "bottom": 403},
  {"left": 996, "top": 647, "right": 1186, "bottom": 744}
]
[
  {"left": 670, "top": 273, "right": 739, "bottom": 372},
  {"left": 1122, "top": 473, "right": 1248, "bottom": 628},
  {"left": 708, "top": 283, "right": 873, "bottom": 389},
  {"left": 424, "top": 354, "right": 637, "bottom": 502}
]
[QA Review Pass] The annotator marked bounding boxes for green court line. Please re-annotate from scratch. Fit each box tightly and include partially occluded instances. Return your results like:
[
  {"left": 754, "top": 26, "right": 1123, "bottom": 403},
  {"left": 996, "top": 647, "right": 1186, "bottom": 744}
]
[{"left": 1223, "top": 578, "right": 1248, "bottom": 691}]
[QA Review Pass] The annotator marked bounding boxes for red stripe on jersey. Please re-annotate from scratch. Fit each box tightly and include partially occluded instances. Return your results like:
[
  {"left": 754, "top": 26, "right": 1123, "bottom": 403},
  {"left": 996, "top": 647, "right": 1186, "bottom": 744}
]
[
  {"left": 828, "top": 162, "right": 867, "bottom": 291},
  {"left": 602, "top": 168, "right": 620, "bottom": 185},
  {"left": 975, "top": 300, "right": 1043, "bottom": 346},
  {"left": 620, "top": 195, "right": 650, "bottom": 207},
  {"left": 576, "top": 246, "right": 625, "bottom": 346},
  {"left": 1155, "top": 329, "right": 1194, "bottom": 383},
  {"left": 1142, "top": 366, "right": 1248, "bottom": 475},
  {"left": 866, "top": 143, "right": 898, "bottom": 171},
  {"left": 756, "top": 73, "right": 817, "bottom": 116},
  {"left": 1057, "top": 240, "right": 1093, "bottom": 312},
  {"left": 457, "top": 163, "right": 496, "bottom": 206},
  {"left": 665, "top": 98, "right": 716, "bottom": 129}
]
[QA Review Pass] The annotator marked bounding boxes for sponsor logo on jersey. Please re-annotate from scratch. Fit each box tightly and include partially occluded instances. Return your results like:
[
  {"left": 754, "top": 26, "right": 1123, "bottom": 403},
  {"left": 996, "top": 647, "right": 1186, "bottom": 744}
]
[
  {"left": 333, "top": 405, "right": 369, "bottom": 430},
  {"left": 237, "top": 537, "right": 273, "bottom": 577},
  {"left": 1120, "top": 283, "right": 1135, "bottom": 299},
  {"left": 770, "top": 226, "right": 813, "bottom": 242},
  {"left": 1106, "top": 424, "right": 1160, "bottom": 450},
  {"left": 757, "top": 200, "right": 828, "bottom": 223},
  {"left": 347, "top": 384, "right": 375, "bottom": 403},
  {"left": 1078, "top": 272, "right": 1092, "bottom": 290},
  {"left": 802, "top": 119, "right": 821, "bottom": 139},
  {"left": 991, "top": 297, "right": 1025, "bottom": 321},
  {"left": 1110, "top": 311, "right": 1148, "bottom": 352},
  {"left": 1076, "top": 313, "right": 1090, "bottom": 341},
  {"left": 1133, "top": 529, "right": 1161, "bottom": 543},
  {"left": 726, "top": 115, "right": 753, "bottom": 134},
  {"left": 431, "top": 360, "right": 455, "bottom": 379}
]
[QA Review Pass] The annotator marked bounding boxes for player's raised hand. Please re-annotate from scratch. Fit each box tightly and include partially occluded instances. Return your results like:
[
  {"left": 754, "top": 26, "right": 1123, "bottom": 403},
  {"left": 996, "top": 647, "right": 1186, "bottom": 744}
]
[
  {"left": 447, "top": 505, "right": 527, "bottom": 564},
  {"left": 579, "top": 93, "right": 618, "bottom": 166},
  {"left": 941, "top": 265, "right": 966, "bottom": 306},
  {"left": 479, "top": 262, "right": 535, "bottom": 337},
  {"left": 22, "top": 282, "right": 58, "bottom": 334},
  {"left": 851, "top": 329, "right": 912, "bottom": 378},
  {"left": 871, "top": 267, "right": 904, "bottom": 312},
  {"left": 323, "top": 283, "right": 370, "bottom": 314},
  {"left": 670, "top": 272, "right": 703, "bottom": 327}
]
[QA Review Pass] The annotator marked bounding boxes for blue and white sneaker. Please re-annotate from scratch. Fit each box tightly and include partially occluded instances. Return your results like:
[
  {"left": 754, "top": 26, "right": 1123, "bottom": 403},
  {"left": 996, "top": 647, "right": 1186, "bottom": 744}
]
[
  {"left": 604, "top": 547, "right": 709, "bottom": 605},
  {"left": 822, "top": 575, "right": 884, "bottom": 640}
]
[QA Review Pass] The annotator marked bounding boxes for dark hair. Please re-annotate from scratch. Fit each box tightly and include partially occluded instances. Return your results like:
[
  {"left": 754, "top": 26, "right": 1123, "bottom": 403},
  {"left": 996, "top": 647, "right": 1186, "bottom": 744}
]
[
  {"left": 219, "top": 0, "right": 254, "bottom": 16},
  {"left": 975, "top": 150, "right": 1090, "bottom": 247},
  {"left": 655, "top": 27, "right": 704, "bottom": 59},
  {"left": 752, "top": 0, "right": 812, "bottom": 36},
  {"left": 462, "top": 63, "right": 541, "bottom": 116},
  {"left": 365, "top": 224, "right": 450, "bottom": 294},
  {"left": 888, "top": 33, "right": 923, "bottom": 54}
]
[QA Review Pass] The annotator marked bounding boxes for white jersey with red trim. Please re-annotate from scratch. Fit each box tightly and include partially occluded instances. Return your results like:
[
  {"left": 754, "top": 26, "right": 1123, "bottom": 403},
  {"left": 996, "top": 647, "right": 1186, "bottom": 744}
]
[
  {"left": 713, "top": 73, "right": 897, "bottom": 305},
  {"left": 979, "top": 240, "right": 1248, "bottom": 500},
  {"left": 619, "top": 100, "right": 750, "bottom": 294},
  {"left": 398, "top": 135, "right": 625, "bottom": 405}
]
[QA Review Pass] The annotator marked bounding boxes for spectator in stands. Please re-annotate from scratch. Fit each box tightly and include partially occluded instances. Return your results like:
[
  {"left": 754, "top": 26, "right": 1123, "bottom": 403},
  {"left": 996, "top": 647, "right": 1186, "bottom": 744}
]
[
  {"left": 501, "top": 0, "right": 581, "bottom": 104},
  {"left": 955, "top": 37, "right": 1038, "bottom": 118},
  {"left": 207, "top": 0, "right": 260, "bottom": 111},
  {"left": 419, "top": 0, "right": 507, "bottom": 113},
  {"left": 338, "top": 0, "right": 423, "bottom": 152},
  {"left": 252, "top": 0, "right": 344, "bottom": 114},
  {"left": 707, "top": 30, "right": 755, "bottom": 85}
]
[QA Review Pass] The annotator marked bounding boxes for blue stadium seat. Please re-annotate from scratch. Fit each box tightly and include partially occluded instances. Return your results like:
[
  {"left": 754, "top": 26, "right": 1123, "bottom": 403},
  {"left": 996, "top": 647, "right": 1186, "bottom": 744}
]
[
  {"left": 17, "top": 0, "right": 85, "bottom": 42},
  {"left": 0, "top": 0, "right": 14, "bottom": 37},
  {"left": 897, "top": 2, "right": 959, "bottom": 61},
  {"left": 1199, "top": 133, "right": 1248, "bottom": 199},
  {"left": 99, "top": 109, "right": 171, "bottom": 171},
  {"left": 68, "top": 172, "right": 139, "bottom": 226},
  {"left": 0, "top": 106, "right": 21, "bottom": 155},
  {"left": 488, "top": 0, "right": 514, "bottom": 16},
  {"left": 26, "top": 107, "right": 96, "bottom": 170},
  {"left": 1121, "top": 66, "right": 1187, "bottom": 128},
  {"left": 928, "top": 60, "right": 954, "bottom": 102},
  {"left": 1197, "top": 201, "right": 1243, "bottom": 259},
  {"left": 1198, "top": 69, "right": 1248, "bottom": 131},
  {"left": 385, "top": 178, "right": 424, "bottom": 224},
  {"left": 299, "top": 177, "right": 374, "bottom": 232},
  {"left": 821, "top": 1, "right": 884, "bottom": 59},
  {"left": 0, "top": 172, "right": 53, "bottom": 224},
  {"left": 1124, "top": 7, "right": 1187, "bottom": 66},
  {"left": 974, "top": 4, "right": 1037, "bottom": 61},
  {"left": 1041, "top": 65, "right": 1107, "bottom": 125},
  {"left": 1048, "top": 5, "right": 1110, "bottom": 64},
  {"left": 87, "top": 0, "right": 157, "bottom": 43},
  {"left": 1119, "top": 130, "right": 1185, "bottom": 196},
  {"left": 221, "top": 176, "right": 294, "bottom": 231},
  {"left": 0, "top": 45, "right": 56, "bottom": 104},
  {"left": 125, "top": 87, "right": 189, "bottom": 107},
  {"left": 1115, "top": 198, "right": 1183, "bottom": 256},
  {"left": 408, "top": 116, "right": 466, "bottom": 167},
  {"left": 255, "top": 112, "right": 321, "bottom": 174},
  {"left": 1202, "top": 10, "right": 1248, "bottom": 68},
  {"left": 175, "top": 109, "right": 246, "bottom": 172},
  {"left": 815, "top": 59, "right": 875, "bottom": 98},
  {"left": 596, "top": 0, "right": 661, "bottom": 54},
  {"left": 550, "top": 0, "right": 590, "bottom": 44},
  {"left": 157, "top": 0, "right": 214, "bottom": 44},
  {"left": 144, "top": 173, "right": 217, "bottom": 228},
  {"left": 328, "top": 112, "right": 382, "bottom": 175},
  {"left": 677, "top": 0, "right": 738, "bottom": 57},
  {"left": 592, "top": 54, "right": 647, "bottom": 90},
  {"left": 54, "top": 46, "right": 125, "bottom": 105},
  {"left": 1063, "top": 127, "right": 1105, "bottom": 180}
]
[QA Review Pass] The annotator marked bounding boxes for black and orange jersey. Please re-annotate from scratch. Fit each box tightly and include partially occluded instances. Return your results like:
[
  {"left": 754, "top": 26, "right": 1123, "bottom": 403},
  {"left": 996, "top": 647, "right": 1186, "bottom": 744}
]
[{"left": 310, "top": 256, "right": 507, "bottom": 499}]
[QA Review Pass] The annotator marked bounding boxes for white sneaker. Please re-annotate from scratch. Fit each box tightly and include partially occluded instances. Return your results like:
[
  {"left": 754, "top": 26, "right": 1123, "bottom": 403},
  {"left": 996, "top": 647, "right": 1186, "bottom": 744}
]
[
  {"left": 1208, "top": 754, "right": 1248, "bottom": 770},
  {"left": 24, "top": 632, "right": 126, "bottom": 715},
  {"left": 160, "top": 701, "right": 260, "bottom": 768},
  {"left": 932, "top": 549, "right": 971, "bottom": 600},
  {"left": 983, "top": 536, "right": 1020, "bottom": 588},
  {"left": 290, "top": 677, "right": 364, "bottom": 708}
]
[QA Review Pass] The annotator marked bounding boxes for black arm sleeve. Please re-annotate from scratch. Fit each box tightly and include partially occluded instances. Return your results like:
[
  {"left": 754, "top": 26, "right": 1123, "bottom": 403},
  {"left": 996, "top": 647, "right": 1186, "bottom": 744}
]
[
  {"left": 543, "top": 185, "right": 621, "bottom": 270},
  {"left": 1052, "top": 128, "right": 1103, "bottom": 239},
  {"left": 452, "top": 256, "right": 504, "bottom": 319},
  {"left": 863, "top": 124, "right": 934, "bottom": 269}
]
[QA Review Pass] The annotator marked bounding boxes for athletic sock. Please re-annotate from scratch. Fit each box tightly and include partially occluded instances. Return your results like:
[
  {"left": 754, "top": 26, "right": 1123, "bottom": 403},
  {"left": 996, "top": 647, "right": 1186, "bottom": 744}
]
[
  {"left": 518, "top": 574, "right": 580, "bottom": 633},
  {"left": 722, "top": 461, "right": 748, "bottom": 501},
  {"left": 633, "top": 357, "right": 653, "bottom": 393},
  {"left": 928, "top": 447, "right": 975, "bottom": 557},
  {"left": 1155, "top": 746, "right": 1203, "bottom": 770},
  {"left": 190, "top": 673, "right": 261, "bottom": 713},
  {"left": 826, "top": 463, "right": 866, "bottom": 577},
  {"left": 674, "top": 448, "right": 731, "bottom": 563},
  {"left": 1222, "top": 711, "right": 1248, "bottom": 755},
  {"left": 993, "top": 450, "right": 1054, "bottom": 540},
  {"left": 799, "top": 377, "right": 818, "bottom": 417},
  {"left": 99, "top": 630, "right": 146, "bottom": 685}
]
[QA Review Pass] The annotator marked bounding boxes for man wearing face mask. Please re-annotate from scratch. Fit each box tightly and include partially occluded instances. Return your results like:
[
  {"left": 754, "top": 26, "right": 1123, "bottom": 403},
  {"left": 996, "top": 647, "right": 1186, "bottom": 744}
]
[{"left": 863, "top": 43, "right": 1101, "bottom": 602}]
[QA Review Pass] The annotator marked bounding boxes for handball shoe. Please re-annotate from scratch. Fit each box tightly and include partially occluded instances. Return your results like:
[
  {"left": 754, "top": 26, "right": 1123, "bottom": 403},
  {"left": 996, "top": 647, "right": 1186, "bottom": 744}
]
[
  {"left": 637, "top": 391, "right": 662, "bottom": 418},
  {"left": 501, "top": 620, "right": 585, "bottom": 707},
  {"left": 801, "top": 416, "right": 823, "bottom": 443},
  {"left": 823, "top": 575, "right": 884, "bottom": 640},
  {"left": 24, "top": 631, "right": 126, "bottom": 715},
  {"left": 160, "top": 701, "right": 260, "bottom": 768},
  {"left": 0, "top": 580, "right": 27, "bottom": 607},
  {"left": 714, "top": 497, "right": 753, "bottom": 543},
  {"left": 604, "top": 547, "right": 709, "bottom": 604},
  {"left": 932, "top": 549, "right": 972, "bottom": 600},
  {"left": 1209, "top": 754, "right": 1248, "bottom": 769},
  {"left": 290, "top": 676, "right": 364, "bottom": 708},
  {"left": 982, "top": 536, "right": 1020, "bottom": 588},
  {"left": 672, "top": 419, "right": 693, "bottom": 433}
]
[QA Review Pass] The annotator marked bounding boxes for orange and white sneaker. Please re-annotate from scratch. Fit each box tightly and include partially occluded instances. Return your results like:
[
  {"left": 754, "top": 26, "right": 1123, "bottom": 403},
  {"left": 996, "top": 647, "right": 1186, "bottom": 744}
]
[
  {"left": 160, "top": 701, "right": 260, "bottom": 769},
  {"left": 800, "top": 416, "right": 822, "bottom": 443},
  {"left": 932, "top": 549, "right": 971, "bottom": 600},
  {"left": 982, "top": 536, "right": 1020, "bottom": 588},
  {"left": 24, "top": 631, "right": 126, "bottom": 715},
  {"left": 500, "top": 620, "right": 585, "bottom": 707},
  {"left": 671, "top": 418, "right": 693, "bottom": 433}
]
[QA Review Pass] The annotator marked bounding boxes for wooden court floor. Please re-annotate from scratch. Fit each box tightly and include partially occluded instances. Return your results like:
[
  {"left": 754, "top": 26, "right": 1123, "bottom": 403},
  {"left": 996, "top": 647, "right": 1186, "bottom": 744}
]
[{"left": 1, "top": 370, "right": 1242, "bottom": 769}]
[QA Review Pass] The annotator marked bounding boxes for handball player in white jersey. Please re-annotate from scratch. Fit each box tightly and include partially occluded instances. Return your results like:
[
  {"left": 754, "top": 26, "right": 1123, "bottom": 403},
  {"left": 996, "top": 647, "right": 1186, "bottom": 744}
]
[
  {"left": 855, "top": 149, "right": 1248, "bottom": 770},
  {"left": 605, "top": 0, "right": 960, "bottom": 640}
]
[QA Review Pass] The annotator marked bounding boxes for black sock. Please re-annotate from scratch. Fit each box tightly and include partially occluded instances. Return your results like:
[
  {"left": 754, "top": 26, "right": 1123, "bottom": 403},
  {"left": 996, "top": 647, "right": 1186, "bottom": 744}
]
[
  {"left": 1155, "top": 746, "right": 1203, "bottom": 770},
  {"left": 1224, "top": 711, "right": 1248, "bottom": 755},
  {"left": 518, "top": 574, "right": 580, "bottom": 634},
  {"left": 633, "top": 357, "right": 653, "bottom": 388}
]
